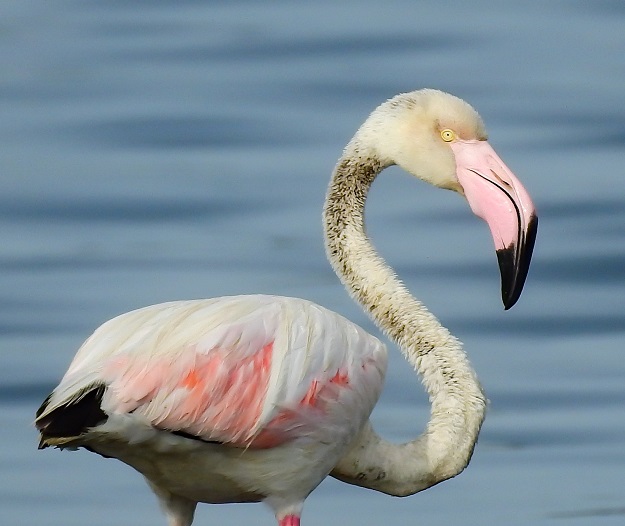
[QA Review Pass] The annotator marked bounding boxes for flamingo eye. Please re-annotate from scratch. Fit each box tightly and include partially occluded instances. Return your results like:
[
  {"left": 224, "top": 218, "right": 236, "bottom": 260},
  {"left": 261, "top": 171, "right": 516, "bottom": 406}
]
[{"left": 440, "top": 129, "right": 456, "bottom": 142}]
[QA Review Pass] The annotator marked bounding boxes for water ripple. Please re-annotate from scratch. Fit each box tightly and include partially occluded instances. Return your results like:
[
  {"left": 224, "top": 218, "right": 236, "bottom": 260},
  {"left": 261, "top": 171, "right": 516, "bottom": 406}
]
[
  {"left": 0, "top": 197, "right": 267, "bottom": 223},
  {"left": 100, "top": 33, "right": 475, "bottom": 63},
  {"left": 63, "top": 115, "right": 315, "bottom": 149},
  {"left": 449, "top": 314, "right": 625, "bottom": 337}
]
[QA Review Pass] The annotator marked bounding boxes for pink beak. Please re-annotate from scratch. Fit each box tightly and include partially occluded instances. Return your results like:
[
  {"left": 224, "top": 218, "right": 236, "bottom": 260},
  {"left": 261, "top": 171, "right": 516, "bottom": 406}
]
[{"left": 450, "top": 140, "right": 538, "bottom": 309}]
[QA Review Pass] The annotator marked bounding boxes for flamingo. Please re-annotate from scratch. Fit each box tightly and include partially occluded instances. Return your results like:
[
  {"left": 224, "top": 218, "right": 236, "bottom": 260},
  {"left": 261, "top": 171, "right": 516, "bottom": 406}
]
[{"left": 35, "top": 89, "right": 537, "bottom": 526}]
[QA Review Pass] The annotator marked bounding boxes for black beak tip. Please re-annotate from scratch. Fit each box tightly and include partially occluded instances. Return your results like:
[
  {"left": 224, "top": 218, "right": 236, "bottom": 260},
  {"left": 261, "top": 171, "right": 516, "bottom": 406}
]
[
  {"left": 503, "top": 293, "right": 516, "bottom": 311},
  {"left": 497, "top": 214, "right": 538, "bottom": 310},
  {"left": 498, "top": 248, "right": 519, "bottom": 310}
]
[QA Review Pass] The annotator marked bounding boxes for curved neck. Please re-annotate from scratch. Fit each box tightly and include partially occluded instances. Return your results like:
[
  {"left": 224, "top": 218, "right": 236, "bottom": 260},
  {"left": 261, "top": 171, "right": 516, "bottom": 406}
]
[{"left": 324, "top": 142, "right": 486, "bottom": 496}]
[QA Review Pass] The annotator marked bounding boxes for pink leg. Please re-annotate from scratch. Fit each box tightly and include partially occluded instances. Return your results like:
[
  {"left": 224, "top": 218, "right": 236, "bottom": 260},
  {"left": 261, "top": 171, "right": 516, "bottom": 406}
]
[{"left": 278, "top": 514, "right": 301, "bottom": 526}]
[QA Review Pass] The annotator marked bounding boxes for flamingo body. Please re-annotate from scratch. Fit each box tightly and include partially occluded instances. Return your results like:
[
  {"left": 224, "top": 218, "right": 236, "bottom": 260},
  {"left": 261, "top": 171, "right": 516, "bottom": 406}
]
[{"left": 37, "top": 295, "right": 386, "bottom": 523}]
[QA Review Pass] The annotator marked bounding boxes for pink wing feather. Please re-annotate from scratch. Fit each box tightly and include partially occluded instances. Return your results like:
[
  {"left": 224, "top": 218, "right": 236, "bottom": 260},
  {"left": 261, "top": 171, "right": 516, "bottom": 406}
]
[{"left": 46, "top": 295, "right": 387, "bottom": 449}]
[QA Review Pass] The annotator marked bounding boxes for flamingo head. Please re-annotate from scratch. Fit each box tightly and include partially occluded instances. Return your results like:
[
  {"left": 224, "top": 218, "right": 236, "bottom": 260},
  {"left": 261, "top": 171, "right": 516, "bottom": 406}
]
[{"left": 359, "top": 89, "right": 538, "bottom": 309}]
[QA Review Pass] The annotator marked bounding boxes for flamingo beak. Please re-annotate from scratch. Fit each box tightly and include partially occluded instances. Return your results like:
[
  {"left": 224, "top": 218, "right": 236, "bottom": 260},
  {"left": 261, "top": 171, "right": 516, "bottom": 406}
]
[{"left": 450, "top": 140, "right": 538, "bottom": 309}]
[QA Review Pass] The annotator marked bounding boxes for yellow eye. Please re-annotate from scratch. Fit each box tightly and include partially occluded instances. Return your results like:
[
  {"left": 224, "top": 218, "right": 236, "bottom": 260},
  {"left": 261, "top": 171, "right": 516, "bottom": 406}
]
[{"left": 440, "top": 129, "right": 456, "bottom": 142}]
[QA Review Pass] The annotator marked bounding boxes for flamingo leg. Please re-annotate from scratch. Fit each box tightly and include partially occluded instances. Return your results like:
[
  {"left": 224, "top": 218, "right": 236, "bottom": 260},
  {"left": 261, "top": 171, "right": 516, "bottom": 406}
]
[
  {"left": 146, "top": 479, "right": 197, "bottom": 526},
  {"left": 278, "top": 515, "right": 300, "bottom": 526}
]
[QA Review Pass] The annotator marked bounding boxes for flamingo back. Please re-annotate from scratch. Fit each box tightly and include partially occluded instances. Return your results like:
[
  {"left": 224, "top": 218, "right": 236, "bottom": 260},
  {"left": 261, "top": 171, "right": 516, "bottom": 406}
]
[{"left": 38, "top": 295, "right": 387, "bottom": 449}]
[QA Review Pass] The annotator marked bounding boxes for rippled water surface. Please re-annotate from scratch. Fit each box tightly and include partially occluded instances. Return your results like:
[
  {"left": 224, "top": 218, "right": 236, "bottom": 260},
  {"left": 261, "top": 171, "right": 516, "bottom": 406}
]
[{"left": 2, "top": 1, "right": 624, "bottom": 525}]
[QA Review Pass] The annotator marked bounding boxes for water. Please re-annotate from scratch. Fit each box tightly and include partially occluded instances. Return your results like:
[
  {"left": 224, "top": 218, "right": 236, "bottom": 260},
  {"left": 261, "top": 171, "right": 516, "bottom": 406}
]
[{"left": 2, "top": 1, "right": 624, "bottom": 524}]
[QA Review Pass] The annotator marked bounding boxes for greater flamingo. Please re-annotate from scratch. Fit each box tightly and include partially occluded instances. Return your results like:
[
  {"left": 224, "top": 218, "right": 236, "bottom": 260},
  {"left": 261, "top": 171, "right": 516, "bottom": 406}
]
[{"left": 36, "top": 89, "right": 537, "bottom": 526}]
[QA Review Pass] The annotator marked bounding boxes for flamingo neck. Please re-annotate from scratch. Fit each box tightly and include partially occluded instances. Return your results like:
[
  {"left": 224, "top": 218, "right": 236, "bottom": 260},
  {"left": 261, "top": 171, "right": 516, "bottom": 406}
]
[{"left": 323, "top": 141, "right": 487, "bottom": 496}]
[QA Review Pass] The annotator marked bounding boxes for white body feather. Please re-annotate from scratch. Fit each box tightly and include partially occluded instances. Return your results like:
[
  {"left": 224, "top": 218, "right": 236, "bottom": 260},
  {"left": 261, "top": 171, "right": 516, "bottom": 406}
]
[{"left": 40, "top": 295, "right": 386, "bottom": 515}]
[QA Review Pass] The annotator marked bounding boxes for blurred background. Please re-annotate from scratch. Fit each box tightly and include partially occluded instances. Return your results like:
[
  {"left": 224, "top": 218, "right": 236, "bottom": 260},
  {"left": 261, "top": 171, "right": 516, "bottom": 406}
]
[{"left": 1, "top": 1, "right": 624, "bottom": 525}]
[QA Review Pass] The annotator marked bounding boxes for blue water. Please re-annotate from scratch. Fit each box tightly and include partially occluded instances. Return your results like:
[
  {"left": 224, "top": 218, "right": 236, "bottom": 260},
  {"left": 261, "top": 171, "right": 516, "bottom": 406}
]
[{"left": 2, "top": 1, "right": 624, "bottom": 525}]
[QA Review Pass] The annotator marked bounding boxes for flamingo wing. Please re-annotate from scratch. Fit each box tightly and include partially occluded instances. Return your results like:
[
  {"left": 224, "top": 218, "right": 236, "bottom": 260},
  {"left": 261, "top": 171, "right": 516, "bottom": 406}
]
[{"left": 38, "top": 295, "right": 387, "bottom": 449}]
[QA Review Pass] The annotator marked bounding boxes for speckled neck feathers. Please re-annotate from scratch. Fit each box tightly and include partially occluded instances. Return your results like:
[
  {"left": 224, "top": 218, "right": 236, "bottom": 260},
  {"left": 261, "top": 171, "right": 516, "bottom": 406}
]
[
  {"left": 324, "top": 138, "right": 487, "bottom": 496},
  {"left": 324, "top": 142, "right": 457, "bottom": 356}
]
